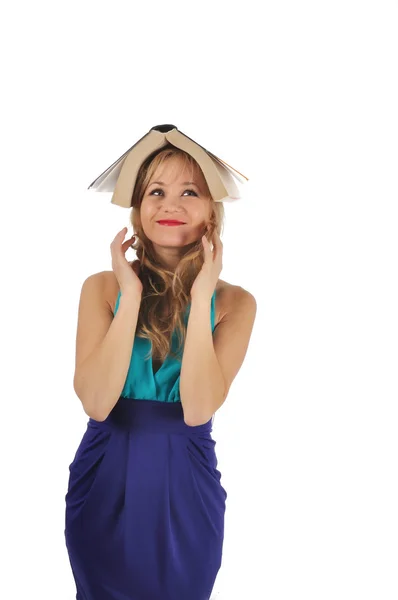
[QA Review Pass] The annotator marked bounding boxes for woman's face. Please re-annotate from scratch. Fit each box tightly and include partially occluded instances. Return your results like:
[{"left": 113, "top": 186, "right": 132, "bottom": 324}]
[{"left": 140, "top": 158, "right": 212, "bottom": 267}]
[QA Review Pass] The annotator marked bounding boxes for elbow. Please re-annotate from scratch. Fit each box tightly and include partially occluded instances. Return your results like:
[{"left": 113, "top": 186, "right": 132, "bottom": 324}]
[
  {"left": 182, "top": 389, "right": 225, "bottom": 427},
  {"left": 82, "top": 396, "right": 110, "bottom": 422},
  {"left": 183, "top": 407, "right": 200, "bottom": 427},
  {"left": 184, "top": 415, "right": 197, "bottom": 427},
  {"left": 183, "top": 411, "right": 214, "bottom": 427},
  {"left": 78, "top": 397, "right": 104, "bottom": 422},
  {"left": 84, "top": 405, "right": 108, "bottom": 422},
  {"left": 74, "top": 382, "right": 108, "bottom": 422},
  {"left": 184, "top": 394, "right": 226, "bottom": 427}
]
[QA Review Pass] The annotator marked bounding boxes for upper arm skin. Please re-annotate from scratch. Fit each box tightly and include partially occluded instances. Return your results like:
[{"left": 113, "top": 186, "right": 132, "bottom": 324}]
[
  {"left": 73, "top": 272, "right": 114, "bottom": 389},
  {"left": 213, "top": 286, "right": 257, "bottom": 403}
]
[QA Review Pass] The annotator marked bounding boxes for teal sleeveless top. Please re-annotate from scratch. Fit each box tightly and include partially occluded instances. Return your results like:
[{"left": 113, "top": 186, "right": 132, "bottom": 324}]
[{"left": 113, "top": 289, "right": 217, "bottom": 402}]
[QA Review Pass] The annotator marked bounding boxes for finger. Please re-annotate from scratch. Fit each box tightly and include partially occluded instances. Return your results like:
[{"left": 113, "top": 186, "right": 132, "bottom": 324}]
[
  {"left": 213, "top": 229, "right": 223, "bottom": 252},
  {"left": 204, "top": 234, "right": 216, "bottom": 262},
  {"left": 202, "top": 235, "right": 211, "bottom": 261},
  {"left": 112, "top": 227, "right": 127, "bottom": 245},
  {"left": 213, "top": 229, "right": 222, "bottom": 244},
  {"left": 122, "top": 235, "right": 135, "bottom": 246},
  {"left": 122, "top": 237, "right": 135, "bottom": 253},
  {"left": 120, "top": 227, "right": 134, "bottom": 240},
  {"left": 209, "top": 231, "right": 221, "bottom": 261}
]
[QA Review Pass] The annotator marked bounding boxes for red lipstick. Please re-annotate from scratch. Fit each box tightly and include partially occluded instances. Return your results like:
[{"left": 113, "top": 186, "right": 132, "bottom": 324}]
[{"left": 156, "top": 220, "right": 186, "bottom": 226}]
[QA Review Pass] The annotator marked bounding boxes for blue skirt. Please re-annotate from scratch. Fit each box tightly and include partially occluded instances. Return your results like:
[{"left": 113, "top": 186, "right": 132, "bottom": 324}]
[{"left": 64, "top": 396, "right": 227, "bottom": 600}]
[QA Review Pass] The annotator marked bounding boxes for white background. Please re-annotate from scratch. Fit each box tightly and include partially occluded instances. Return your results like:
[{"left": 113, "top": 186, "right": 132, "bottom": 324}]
[{"left": 1, "top": 1, "right": 397, "bottom": 598}]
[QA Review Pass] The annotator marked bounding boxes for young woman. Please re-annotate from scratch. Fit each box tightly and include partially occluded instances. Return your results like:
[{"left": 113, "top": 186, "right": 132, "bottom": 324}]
[{"left": 64, "top": 143, "right": 257, "bottom": 599}]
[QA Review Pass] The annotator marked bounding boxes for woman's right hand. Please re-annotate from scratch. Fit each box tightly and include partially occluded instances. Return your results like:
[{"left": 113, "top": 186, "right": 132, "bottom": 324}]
[{"left": 111, "top": 227, "right": 143, "bottom": 298}]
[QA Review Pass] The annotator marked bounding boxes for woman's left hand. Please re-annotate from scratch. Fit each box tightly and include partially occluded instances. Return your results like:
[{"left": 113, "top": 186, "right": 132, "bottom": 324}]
[{"left": 190, "top": 226, "right": 223, "bottom": 302}]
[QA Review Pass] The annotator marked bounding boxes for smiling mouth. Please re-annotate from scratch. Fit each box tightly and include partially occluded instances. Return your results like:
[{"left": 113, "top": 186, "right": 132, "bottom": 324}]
[{"left": 156, "top": 221, "right": 186, "bottom": 226}]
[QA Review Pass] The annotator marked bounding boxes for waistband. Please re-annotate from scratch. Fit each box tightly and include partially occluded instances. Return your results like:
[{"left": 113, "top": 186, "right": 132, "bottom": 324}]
[{"left": 87, "top": 396, "right": 214, "bottom": 435}]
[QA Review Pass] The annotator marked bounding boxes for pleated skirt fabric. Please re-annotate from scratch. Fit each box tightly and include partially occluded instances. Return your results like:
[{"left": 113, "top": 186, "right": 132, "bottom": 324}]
[{"left": 64, "top": 396, "right": 227, "bottom": 600}]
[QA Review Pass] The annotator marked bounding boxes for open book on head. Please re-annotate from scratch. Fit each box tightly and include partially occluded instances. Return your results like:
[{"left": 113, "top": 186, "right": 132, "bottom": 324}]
[{"left": 88, "top": 124, "right": 249, "bottom": 207}]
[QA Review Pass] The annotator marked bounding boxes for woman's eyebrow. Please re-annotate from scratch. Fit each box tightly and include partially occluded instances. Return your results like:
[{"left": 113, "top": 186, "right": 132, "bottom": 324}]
[{"left": 149, "top": 181, "right": 199, "bottom": 187}]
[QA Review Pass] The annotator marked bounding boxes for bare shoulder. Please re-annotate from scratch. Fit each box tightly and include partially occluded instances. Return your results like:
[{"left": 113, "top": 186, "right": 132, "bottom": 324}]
[
  {"left": 99, "top": 269, "right": 122, "bottom": 314},
  {"left": 215, "top": 279, "right": 256, "bottom": 326},
  {"left": 99, "top": 261, "right": 142, "bottom": 314},
  {"left": 97, "top": 270, "right": 255, "bottom": 323}
]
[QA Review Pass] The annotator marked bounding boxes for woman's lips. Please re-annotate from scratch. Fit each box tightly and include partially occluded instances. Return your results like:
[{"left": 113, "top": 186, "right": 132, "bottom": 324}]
[{"left": 156, "top": 221, "right": 186, "bottom": 226}]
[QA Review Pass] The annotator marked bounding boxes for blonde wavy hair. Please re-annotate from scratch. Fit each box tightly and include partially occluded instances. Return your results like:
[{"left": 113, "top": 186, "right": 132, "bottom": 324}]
[{"left": 128, "top": 144, "right": 225, "bottom": 365}]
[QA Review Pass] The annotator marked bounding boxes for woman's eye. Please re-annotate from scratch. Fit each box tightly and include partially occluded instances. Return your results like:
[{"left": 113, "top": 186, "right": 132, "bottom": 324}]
[{"left": 150, "top": 188, "right": 198, "bottom": 196}]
